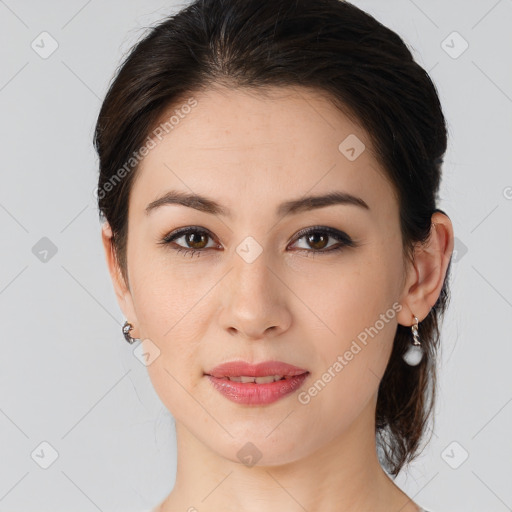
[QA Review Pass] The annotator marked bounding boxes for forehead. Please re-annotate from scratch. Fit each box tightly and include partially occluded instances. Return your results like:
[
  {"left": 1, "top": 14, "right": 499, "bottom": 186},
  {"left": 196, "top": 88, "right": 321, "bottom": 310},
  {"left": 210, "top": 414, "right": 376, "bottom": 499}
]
[{"left": 132, "top": 85, "right": 398, "bottom": 224}]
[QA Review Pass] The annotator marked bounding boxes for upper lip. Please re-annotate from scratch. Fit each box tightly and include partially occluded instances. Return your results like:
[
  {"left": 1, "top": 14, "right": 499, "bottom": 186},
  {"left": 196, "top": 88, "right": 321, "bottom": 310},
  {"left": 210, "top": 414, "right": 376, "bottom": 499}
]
[{"left": 205, "top": 360, "right": 309, "bottom": 378}]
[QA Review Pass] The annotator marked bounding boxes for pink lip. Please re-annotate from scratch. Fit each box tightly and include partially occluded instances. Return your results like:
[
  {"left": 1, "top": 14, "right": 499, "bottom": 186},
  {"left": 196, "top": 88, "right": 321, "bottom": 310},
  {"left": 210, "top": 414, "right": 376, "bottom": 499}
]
[
  {"left": 206, "top": 360, "right": 308, "bottom": 378},
  {"left": 205, "top": 360, "right": 310, "bottom": 406}
]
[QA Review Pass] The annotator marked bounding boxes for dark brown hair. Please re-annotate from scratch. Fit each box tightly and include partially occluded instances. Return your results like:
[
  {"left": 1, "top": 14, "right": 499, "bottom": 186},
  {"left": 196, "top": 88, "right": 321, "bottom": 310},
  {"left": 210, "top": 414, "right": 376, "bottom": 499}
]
[{"left": 94, "top": 0, "right": 452, "bottom": 476}]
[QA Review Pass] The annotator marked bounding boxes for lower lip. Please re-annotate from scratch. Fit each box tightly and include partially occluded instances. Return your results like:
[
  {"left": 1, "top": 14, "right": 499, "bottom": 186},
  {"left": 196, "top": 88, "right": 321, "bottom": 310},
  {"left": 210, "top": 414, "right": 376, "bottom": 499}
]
[{"left": 205, "top": 373, "right": 309, "bottom": 405}]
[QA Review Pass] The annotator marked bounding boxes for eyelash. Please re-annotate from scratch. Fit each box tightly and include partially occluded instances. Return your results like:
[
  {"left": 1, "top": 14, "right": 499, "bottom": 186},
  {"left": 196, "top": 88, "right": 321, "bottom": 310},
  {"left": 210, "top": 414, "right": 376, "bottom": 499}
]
[{"left": 157, "top": 225, "right": 356, "bottom": 258}]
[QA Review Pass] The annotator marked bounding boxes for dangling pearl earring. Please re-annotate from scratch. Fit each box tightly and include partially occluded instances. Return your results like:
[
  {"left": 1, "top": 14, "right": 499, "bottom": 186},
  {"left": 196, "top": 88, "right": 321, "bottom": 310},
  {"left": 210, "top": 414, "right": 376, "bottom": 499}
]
[{"left": 402, "top": 315, "right": 424, "bottom": 366}]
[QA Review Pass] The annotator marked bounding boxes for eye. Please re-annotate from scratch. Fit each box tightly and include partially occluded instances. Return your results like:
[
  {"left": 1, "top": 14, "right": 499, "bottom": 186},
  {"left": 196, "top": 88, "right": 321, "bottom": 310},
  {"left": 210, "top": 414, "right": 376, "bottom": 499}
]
[
  {"left": 157, "top": 226, "right": 218, "bottom": 258},
  {"left": 289, "top": 226, "right": 355, "bottom": 255}
]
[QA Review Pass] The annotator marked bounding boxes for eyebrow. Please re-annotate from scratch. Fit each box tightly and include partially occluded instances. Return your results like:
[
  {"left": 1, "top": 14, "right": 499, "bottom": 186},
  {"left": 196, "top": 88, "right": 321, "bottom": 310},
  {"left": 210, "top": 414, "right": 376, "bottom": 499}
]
[{"left": 145, "top": 189, "right": 370, "bottom": 218}]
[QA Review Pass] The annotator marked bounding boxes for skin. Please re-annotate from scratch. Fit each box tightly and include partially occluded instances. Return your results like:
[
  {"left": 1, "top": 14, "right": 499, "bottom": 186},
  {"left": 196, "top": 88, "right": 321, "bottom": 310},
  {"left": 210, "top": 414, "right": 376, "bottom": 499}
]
[{"left": 102, "top": 85, "right": 453, "bottom": 512}]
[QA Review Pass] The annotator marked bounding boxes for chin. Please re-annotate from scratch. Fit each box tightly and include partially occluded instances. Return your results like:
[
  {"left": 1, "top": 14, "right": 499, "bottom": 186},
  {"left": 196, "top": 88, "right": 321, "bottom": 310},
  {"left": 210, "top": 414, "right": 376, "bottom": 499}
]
[{"left": 207, "top": 429, "right": 314, "bottom": 468}]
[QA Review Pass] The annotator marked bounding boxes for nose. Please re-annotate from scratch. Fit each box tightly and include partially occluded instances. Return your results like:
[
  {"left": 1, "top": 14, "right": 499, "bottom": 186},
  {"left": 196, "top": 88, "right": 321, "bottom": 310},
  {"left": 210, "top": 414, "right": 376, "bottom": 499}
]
[{"left": 219, "top": 246, "right": 292, "bottom": 340}]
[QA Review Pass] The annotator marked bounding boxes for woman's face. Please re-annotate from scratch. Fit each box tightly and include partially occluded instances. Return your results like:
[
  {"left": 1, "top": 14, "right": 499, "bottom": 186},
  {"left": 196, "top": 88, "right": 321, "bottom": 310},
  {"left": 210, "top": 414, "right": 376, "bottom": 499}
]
[{"left": 105, "top": 85, "right": 416, "bottom": 465}]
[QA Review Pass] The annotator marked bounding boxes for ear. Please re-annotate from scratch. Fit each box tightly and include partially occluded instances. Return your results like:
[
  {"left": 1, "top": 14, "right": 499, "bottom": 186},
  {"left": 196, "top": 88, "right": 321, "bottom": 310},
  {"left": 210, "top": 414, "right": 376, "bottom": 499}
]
[
  {"left": 397, "top": 211, "right": 454, "bottom": 326},
  {"left": 101, "top": 221, "right": 140, "bottom": 335}
]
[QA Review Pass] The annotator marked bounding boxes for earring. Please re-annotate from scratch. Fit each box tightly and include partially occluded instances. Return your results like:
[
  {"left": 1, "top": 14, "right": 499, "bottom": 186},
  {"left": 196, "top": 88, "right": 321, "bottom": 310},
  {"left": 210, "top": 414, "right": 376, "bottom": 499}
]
[
  {"left": 122, "top": 320, "right": 141, "bottom": 344},
  {"left": 402, "top": 315, "right": 424, "bottom": 366}
]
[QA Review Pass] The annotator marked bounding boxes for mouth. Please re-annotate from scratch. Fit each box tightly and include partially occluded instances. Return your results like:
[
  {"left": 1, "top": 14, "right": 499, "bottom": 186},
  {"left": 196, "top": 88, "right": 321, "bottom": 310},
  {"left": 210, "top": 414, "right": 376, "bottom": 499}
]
[{"left": 204, "top": 360, "right": 310, "bottom": 405}]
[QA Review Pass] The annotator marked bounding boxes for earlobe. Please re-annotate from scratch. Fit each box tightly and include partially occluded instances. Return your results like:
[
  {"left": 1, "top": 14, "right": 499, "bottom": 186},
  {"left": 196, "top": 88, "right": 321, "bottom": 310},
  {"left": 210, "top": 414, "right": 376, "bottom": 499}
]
[{"left": 397, "top": 212, "right": 454, "bottom": 326}]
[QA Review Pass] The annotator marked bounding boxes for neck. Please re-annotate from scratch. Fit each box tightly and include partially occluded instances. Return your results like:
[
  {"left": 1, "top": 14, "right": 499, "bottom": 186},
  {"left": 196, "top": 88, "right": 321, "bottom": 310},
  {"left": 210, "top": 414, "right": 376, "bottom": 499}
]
[{"left": 157, "top": 397, "right": 420, "bottom": 512}]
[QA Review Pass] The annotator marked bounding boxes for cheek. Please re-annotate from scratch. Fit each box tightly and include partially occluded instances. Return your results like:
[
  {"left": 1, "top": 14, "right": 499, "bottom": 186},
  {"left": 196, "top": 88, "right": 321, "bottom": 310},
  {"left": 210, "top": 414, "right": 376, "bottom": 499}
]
[
  {"left": 127, "top": 245, "right": 216, "bottom": 374},
  {"left": 128, "top": 240, "right": 208, "bottom": 331},
  {"left": 302, "top": 302, "right": 397, "bottom": 436},
  {"left": 297, "top": 247, "right": 400, "bottom": 405},
  {"left": 291, "top": 246, "right": 399, "bottom": 343},
  {"left": 132, "top": 267, "right": 206, "bottom": 419}
]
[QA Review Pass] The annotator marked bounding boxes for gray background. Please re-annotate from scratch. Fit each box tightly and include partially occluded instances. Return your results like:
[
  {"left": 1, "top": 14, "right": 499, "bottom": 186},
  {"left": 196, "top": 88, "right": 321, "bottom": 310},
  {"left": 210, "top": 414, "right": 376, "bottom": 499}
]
[{"left": 1, "top": 1, "right": 511, "bottom": 511}]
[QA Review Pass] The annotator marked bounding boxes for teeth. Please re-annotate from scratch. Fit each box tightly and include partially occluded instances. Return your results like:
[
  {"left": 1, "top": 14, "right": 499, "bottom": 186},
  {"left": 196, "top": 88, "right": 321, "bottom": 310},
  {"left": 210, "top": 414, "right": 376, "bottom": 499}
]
[{"left": 227, "top": 375, "right": 284, "bottom": 383}]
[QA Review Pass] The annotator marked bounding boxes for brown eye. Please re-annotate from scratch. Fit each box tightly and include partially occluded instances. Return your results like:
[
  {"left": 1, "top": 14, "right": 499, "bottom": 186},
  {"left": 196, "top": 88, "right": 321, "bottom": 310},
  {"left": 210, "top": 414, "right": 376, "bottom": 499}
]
[
  {"left": 158, "top": 226, "right": 217, "bottom": 257},
  {"left": 305, "top": 232, "right": 329, "bottom": 250},
  {"left": 184, "top": 231, "right": 209, "bottom": 249},
  {"left": 290, "top": 226, "right": 354, "bottom": 254}
]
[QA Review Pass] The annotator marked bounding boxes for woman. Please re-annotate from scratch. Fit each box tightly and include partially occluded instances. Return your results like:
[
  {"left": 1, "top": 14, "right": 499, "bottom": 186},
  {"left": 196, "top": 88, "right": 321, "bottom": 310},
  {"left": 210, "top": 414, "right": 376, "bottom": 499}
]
[{"left": 95, "top": 0, "right": 454, "bottom": 510}]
